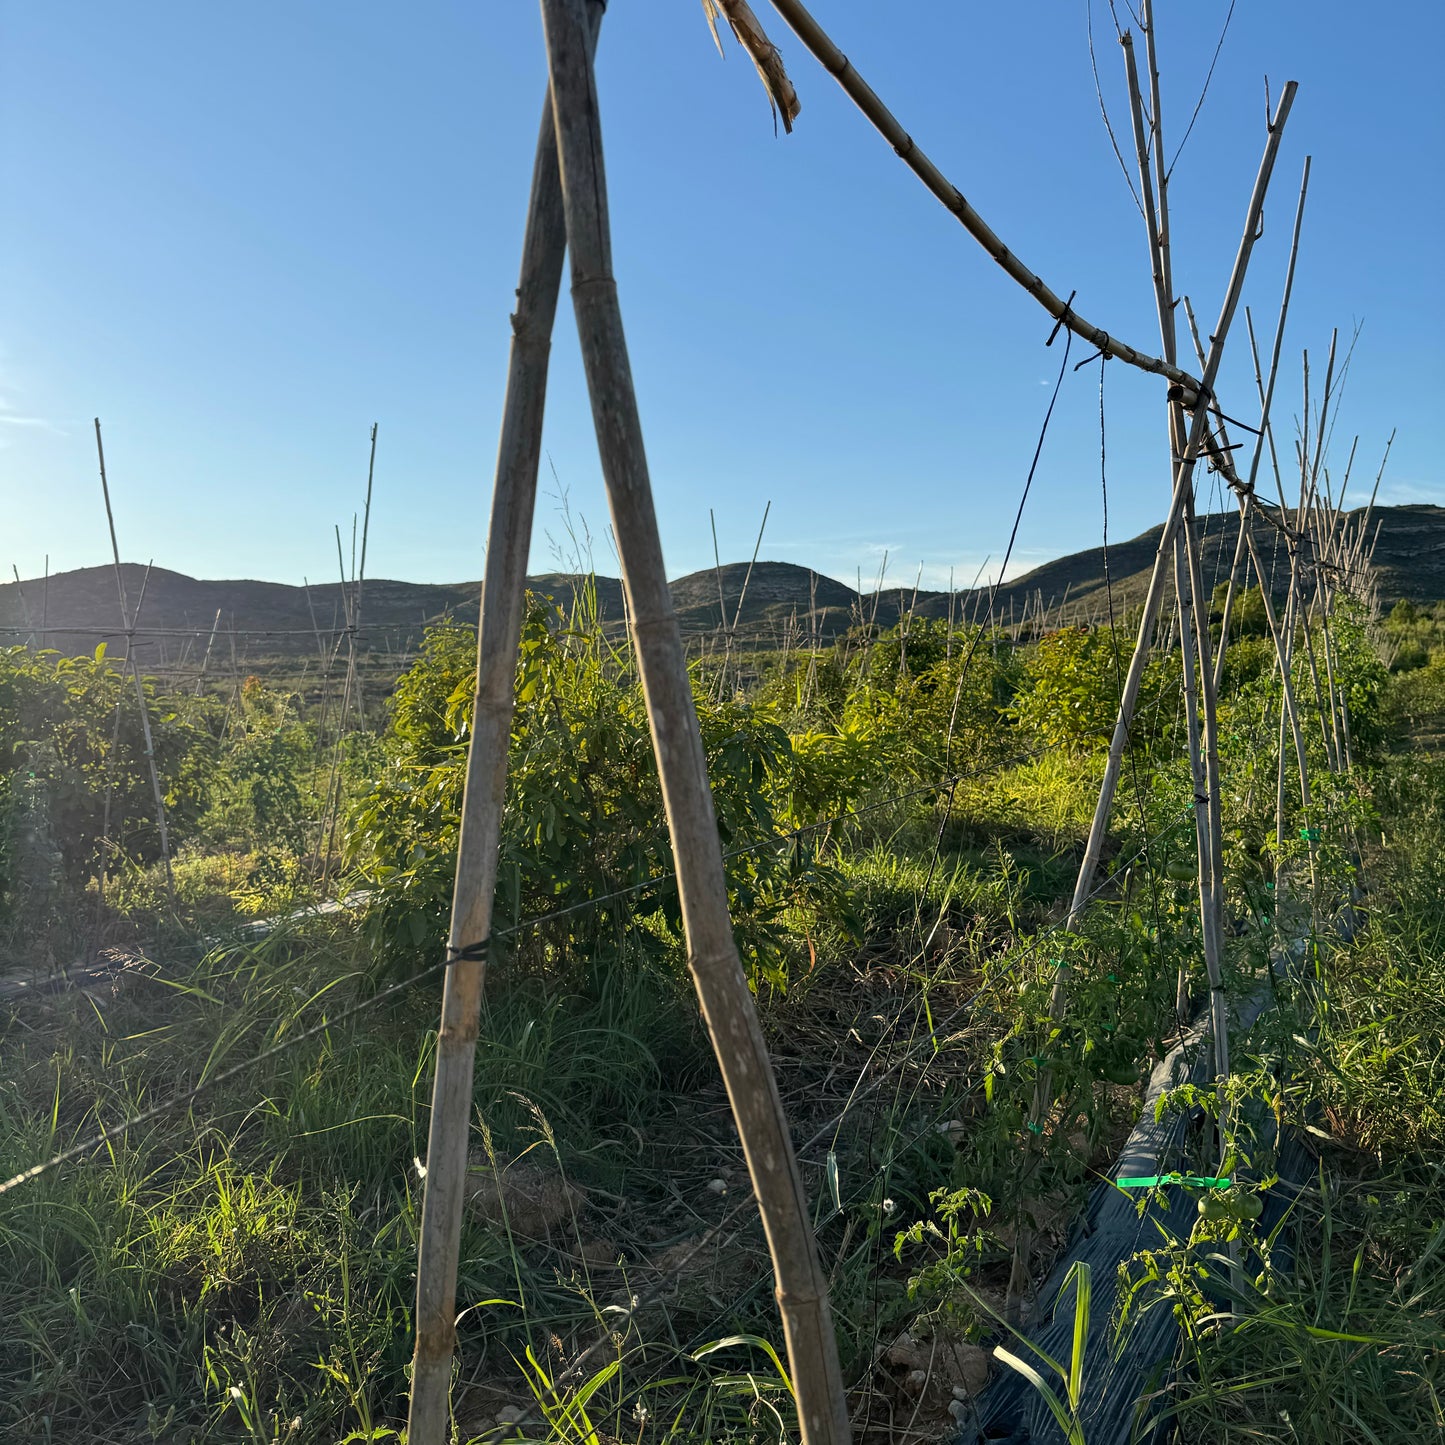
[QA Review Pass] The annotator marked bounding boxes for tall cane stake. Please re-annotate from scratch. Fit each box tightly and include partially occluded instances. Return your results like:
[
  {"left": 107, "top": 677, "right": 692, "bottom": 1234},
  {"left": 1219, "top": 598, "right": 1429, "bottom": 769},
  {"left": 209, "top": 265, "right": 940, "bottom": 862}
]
[
  {"left": 540, "top": 1, "right": 849, "bottom": 1438},
  {"left": 407, "top": 9, "right": 603, "bottom": 1435}
]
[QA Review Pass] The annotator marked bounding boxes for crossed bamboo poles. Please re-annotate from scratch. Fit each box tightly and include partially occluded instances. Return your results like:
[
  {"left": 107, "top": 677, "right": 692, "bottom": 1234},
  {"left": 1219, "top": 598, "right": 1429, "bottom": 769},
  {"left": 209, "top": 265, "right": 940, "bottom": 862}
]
[{"left": 403, "top": 2, "right": 1373, "bottom": 1439}]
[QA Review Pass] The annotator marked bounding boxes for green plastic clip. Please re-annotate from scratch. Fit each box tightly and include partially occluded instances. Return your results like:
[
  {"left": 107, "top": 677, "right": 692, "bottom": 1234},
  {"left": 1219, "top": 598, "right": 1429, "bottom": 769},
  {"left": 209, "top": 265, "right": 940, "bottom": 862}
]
[
  {"left": 1026, "top": 1121, "right": 1044, "bottom": 1135},
  {"left": 1117, "top": 1173, "right": 1232, "bottom": 1189},
  {"left": 1299, "top": 827, "right": 1321, "bottom": 842}
]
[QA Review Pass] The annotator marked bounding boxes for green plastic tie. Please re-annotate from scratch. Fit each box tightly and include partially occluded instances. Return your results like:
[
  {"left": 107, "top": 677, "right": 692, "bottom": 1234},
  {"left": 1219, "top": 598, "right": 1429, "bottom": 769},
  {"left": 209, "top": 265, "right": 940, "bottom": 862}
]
[
  {"left": 1299, "top": 827, "right": 1321, "bottom": 842},
  {"left": 1117, "top": 1173, "right": 1232, "bottom": 1189},
  {"left": 1026, "top": 1121, "right": 1044, "bottom": 1135}
]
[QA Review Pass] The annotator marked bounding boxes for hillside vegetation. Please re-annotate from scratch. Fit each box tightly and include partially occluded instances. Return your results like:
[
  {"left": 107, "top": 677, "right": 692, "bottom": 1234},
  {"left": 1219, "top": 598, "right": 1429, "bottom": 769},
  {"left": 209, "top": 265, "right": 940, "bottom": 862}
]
[
  {"left": 3, "top": 503, "right": 1441, "bottom": 672},
  {"left": 0, "top": 574, "right": 1440, "bottom": 1443}
]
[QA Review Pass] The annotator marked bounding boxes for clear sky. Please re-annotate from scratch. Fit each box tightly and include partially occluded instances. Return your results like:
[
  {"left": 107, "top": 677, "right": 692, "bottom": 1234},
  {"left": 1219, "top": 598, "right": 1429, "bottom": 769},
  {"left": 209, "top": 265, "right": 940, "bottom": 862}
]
[{"left": 2, "top": 2, "right": 1441, "bottom": 592}]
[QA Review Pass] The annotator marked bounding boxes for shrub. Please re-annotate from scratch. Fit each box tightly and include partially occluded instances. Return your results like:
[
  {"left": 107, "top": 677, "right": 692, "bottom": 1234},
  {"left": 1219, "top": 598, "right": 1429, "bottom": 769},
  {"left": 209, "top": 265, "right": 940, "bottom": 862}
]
[{"left": 347, "top": 597, "right": 862, "bottom": 990}]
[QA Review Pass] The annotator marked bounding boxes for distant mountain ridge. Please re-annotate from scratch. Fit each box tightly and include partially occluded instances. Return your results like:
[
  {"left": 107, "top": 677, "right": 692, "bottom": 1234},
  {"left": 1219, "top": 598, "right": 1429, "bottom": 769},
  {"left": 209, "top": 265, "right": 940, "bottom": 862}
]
[{"left": 2, "top": 504, "right": 1440, "bottom": 670}]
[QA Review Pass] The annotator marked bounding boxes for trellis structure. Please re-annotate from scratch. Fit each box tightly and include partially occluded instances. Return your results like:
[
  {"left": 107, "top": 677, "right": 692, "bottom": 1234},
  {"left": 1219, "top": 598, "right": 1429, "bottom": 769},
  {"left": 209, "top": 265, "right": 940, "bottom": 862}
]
[{"left": 405, "top": 3, "right": 1368, "bottom": 1441}]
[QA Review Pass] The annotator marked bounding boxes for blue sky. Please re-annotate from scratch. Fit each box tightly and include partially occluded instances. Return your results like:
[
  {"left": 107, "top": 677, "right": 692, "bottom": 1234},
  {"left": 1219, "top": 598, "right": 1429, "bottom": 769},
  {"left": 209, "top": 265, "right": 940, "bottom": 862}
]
[{"left": 2, "top": 2, "right": 1441, "bottom": 592}]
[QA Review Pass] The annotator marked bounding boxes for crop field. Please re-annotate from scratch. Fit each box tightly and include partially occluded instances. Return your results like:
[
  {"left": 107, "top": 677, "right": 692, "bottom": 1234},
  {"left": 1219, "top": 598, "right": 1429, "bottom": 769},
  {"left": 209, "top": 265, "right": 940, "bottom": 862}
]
[
  {"left": 3, "top": 1, "right": 1441, "bottom": 1441},
  {"left": 2, "top": 582, "right": 1441, "bottom": 1444}
]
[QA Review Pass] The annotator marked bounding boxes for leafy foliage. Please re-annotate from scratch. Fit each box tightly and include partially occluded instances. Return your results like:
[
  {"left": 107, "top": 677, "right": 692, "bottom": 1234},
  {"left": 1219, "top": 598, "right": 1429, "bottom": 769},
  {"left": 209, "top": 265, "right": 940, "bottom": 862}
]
[{"left": 349, "top": 599, "right": 863, "bottom": 990}]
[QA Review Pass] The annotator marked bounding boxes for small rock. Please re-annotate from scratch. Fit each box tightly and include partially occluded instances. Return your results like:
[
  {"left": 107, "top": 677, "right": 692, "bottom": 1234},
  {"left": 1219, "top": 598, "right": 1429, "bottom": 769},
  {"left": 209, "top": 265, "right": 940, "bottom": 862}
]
[
  {"left": 463, "top": 1152, "right": 587, "bottom": 1237},
  {"left": 494, "top": 1405, "right": 523, "bottom": 1425},
  {"left": 903, "top": 1368, "right": 928, "bottom": 1396},
  {"left": 885, "top": 1332, "right": 919, "bottom": 1369},
  {"left": 577, "top": 1236, "right": 619, "bottom": 1268},
  {"left": 944, "top": 1341, "right": 992, "bottom": 1395},
  {"left": 706, "top": 1178, "right": 727, "bottom": 1195}
]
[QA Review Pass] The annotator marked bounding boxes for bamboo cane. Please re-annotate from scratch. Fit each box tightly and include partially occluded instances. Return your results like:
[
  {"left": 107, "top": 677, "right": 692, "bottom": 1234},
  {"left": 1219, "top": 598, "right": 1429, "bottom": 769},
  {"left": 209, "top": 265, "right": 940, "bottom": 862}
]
[
  {"left": 1241, "top": 313, "right": 1321, "bottom": 896},
  {"left": 1005, "top": 25, "right": 1296, "bottom": 1323},
  {"left": 353, "top": 422, "right": 378, "bottom": 730},
  {"left": 763, "top": 0, "right": 1201, "bottom": 389},
  {"left": 1063, "top": 65, "right": 1296, "bottom": 923},
  {"left": 1125, "top": 17, "right": 1230, "bottom": 1044},
  {"left": 1213, "top": 159, "right": 1310, "bottom": 690},
  {"left": 540, "top": 2, "right": 849, "bottom": 1437},
  {"left": 10, "top": 567, "right": 33, "bottom": 647},
  {"left": 95, "top": 422, "right": 175, "bottom": 910},
  {"left": 93, "top": 559, "right": 155, "bottom": 939},
  {"left": 407, "top": 10, "right": 604, "bottom": 1436}
]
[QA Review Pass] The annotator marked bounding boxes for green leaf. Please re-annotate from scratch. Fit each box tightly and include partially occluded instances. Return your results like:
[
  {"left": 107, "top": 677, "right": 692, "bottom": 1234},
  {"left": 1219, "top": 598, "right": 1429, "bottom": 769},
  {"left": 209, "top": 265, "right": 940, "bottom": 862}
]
[
  {"left": 692, "top": 1334, "right": 794, "bottom": 1396},
  {"left": 993, "top": 1347, "right": 1083, "bottom": 1443}
]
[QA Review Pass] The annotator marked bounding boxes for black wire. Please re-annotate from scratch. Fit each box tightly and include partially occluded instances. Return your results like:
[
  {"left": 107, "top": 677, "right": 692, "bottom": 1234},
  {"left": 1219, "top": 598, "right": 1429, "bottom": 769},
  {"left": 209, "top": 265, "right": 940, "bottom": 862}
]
[
  {"left": 922, "top": 320, "right": 1075, "bottom": 907},
  {"left": 1166, "top": 0, "right": 1238, "bottom": 182},
  {"left": 0, "top": 747, "right": 1045, "bottom": 1198}
]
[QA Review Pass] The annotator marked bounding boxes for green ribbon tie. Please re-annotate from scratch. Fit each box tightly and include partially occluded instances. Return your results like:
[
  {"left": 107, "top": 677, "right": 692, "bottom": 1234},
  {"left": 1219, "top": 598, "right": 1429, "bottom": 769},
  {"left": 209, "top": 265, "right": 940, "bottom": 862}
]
[{"left": 1116, "top": 1173, "right": 1232, "bottom": 1189}]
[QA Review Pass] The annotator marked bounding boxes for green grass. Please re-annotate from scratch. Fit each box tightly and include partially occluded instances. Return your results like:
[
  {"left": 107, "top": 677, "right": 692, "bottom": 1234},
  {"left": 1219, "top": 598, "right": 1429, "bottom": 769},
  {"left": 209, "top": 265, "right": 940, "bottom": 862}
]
[
  {"left": 1131, "top": 752, "right": 1445, "bottom": 1444},
  {"left": 3, "top": 615, "right": 1438, "bottom": 1443}
]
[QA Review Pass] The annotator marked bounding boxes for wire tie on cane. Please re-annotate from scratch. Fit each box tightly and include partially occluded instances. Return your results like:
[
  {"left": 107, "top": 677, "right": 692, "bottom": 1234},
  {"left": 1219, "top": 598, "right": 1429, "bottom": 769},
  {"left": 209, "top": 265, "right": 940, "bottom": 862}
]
[
  {"left": 1074, "top": 332, "right": 1108, "bottom": 370},
  {"left": 1046, "top": 290, "right": 1077, "bottom": 347},
  {"left": 446, "top": 938, "right": 490, "bottom": 965}
]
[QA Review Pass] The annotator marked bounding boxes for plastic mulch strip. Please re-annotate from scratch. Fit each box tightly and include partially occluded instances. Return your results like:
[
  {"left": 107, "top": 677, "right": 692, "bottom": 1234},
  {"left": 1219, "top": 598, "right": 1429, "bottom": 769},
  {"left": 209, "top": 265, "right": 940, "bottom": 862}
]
[{"left": 1116, "top": 1173, "right": 1232, "bottom": 1189}]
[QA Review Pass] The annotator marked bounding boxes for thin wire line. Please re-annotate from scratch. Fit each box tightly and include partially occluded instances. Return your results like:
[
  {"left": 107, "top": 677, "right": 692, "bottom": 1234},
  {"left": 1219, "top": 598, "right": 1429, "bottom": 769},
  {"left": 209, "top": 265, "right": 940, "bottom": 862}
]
[
  {"left": 496, "top": 809, "right": 1198, "bottom": 1429},
  {"left": 1087, "top": 0, "right": 1147, "bottom": 219},
  {"left": 0, "top": 747, "right": 1044, "bottom": 1198},
  {"left": 1165, "top": 0, "right": 1237, "bottom": 181},
  {"left": 923, "top": 320, "right": 1076, "bottom": 905}
]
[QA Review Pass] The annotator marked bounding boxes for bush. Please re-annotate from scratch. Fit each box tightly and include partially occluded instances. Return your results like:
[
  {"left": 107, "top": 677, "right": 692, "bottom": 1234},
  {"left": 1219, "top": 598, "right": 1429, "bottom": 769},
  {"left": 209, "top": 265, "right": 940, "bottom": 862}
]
[
  {"left": 348, "top": 597, "right": 864, "bottom": 991},
  {"left": 1009, "top": 625, "right": 1178, "bottom": 757}
]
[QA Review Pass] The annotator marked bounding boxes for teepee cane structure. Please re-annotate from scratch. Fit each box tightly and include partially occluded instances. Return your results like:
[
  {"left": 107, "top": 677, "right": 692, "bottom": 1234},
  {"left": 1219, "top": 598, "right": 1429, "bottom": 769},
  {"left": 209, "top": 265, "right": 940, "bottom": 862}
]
[{"left": 407, "top": 3, "right": 847, "bottom": 1440}]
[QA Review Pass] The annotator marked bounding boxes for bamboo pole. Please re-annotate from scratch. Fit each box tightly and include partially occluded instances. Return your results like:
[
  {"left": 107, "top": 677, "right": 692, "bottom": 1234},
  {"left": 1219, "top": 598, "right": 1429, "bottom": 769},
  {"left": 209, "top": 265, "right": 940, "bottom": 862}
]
[
  {"left": 194, "top": 608, "right": 223, "bottom": 697},
  {"left": 10, "top": 566, "right": 33, "bottom": 647},
  {"left": 540, "top": 1, "right": 849, "bottom": 1437},
  {"left": 407, "top": 10, "right": 605, "bottom": 1436},
  {"left": 1063, "top": 63, "right": 1296, "bottom": 923},
  {"left": 95, "top": 421, "right": 175, "bottom": 909},
  {"left": 763, "top": 0, "right": 1200, "bottom": 389},
  {"left": 353, "top": 422, "right": 378, "bottom": 730},
  {"left": 93, "top": 560, "right": 155, "bottom": 937},
  {"left": 1127, "top": 12, "right": 1232, "bottom": 1112},
  {"left": 1180, "top": 302, "right": 1321, "bottom": 904},
  {"left": 1213, "top": 158, "right": 1310, "bottom": 690},
  {"left": 1009, "top": 38, "right": 1278, "bottom": 1317},
  {"left": 720, "top": 499, "right": 772, "bottom": 699}
]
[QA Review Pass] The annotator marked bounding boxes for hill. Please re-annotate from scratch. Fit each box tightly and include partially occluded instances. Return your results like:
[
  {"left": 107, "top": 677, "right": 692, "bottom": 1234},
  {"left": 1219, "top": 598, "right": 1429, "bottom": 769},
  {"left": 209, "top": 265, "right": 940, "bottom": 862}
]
[{"left": 2, "top": 504, "right": 1439, "bottom": 676}]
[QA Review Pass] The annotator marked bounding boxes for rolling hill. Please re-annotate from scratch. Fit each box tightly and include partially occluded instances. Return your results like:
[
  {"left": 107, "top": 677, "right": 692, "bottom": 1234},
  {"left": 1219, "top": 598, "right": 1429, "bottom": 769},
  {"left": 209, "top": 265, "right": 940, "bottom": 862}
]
[{"left": 2, "top": 504, "right": 1439, "bottom": 676}]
